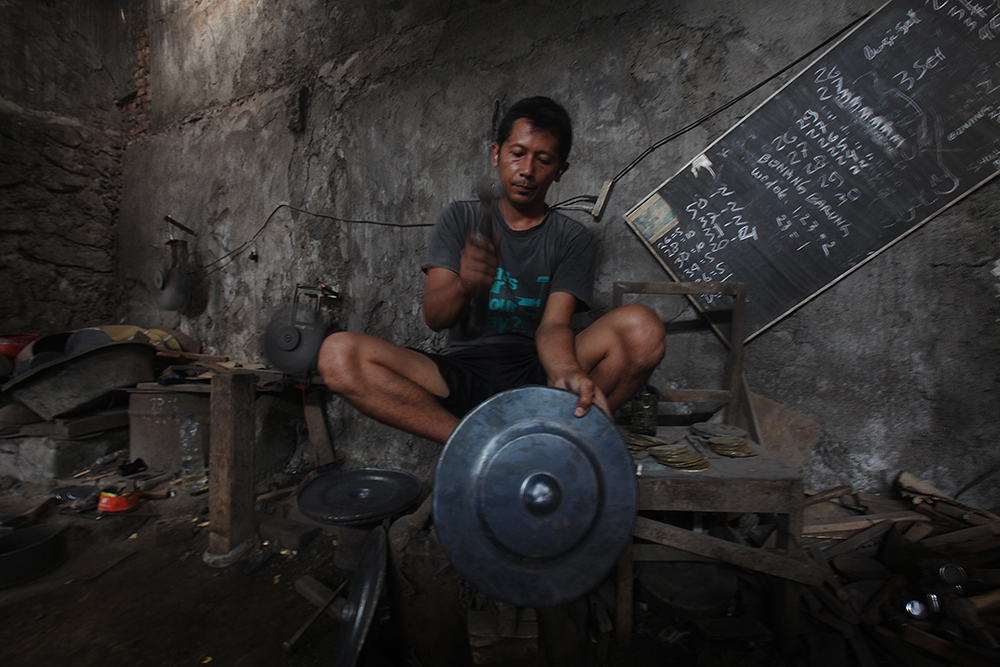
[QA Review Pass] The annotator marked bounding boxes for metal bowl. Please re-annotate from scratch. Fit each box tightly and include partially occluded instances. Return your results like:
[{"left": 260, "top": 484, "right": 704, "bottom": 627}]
[{"left": 0, "top": 524, "right": 68, "bottom": 588}]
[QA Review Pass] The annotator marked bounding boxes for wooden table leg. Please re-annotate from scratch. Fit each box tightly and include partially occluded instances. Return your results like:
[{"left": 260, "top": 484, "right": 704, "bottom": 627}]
[
  {"left": 208, "top": 371, "right": 257, "bottom": 556},
  {"left": 773, "top": 512, "right": 801, "bottom": 651},
  {"left": 616, "top": 546, "right": 634, "bottom": 647}
]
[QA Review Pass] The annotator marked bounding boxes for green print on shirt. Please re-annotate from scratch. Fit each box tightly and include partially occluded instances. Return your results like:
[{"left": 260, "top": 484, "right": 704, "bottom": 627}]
[{"left": 487, "top": 269, "right": 550, "bottom": 336}]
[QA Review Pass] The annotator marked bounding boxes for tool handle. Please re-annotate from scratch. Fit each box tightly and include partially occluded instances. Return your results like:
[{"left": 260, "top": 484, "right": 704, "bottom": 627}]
[
  {"left": 468, "top": 187, "right": 495, "bottom": 335},
  {"left": 283, "top": 579, "right": 348, "bottom": 653}
]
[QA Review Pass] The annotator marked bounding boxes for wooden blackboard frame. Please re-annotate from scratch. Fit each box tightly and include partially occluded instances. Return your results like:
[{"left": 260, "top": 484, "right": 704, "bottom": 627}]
[{"left": 625, "top": 0, "right": 1000, "bottom": 342}]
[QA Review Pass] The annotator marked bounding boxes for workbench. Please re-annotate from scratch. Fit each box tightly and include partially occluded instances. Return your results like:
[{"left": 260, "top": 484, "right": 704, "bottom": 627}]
[{"left": 617, "top": 429, "right": 808, "bottom": 648}]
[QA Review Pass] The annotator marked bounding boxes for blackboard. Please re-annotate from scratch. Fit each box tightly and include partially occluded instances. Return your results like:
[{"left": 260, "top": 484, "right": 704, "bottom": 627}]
[{"left": 625, "top": 0, "right": 1000, "bottom": 340}]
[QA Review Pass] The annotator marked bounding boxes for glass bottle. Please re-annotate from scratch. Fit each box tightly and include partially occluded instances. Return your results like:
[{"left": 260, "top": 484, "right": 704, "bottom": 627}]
[
  {"left": 630, "top": 385, "right": 659, "bottom": 436},
  {"left": 179, "top": 413, "right": 208, "bottom": 491}
]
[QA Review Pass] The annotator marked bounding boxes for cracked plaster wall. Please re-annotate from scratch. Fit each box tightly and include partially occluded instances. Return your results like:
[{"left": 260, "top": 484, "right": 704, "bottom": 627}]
[
  {"left": 0, "top": 0, "right": 133, "bottom": 332},
  {"left": 108, "top": 0, "right": 1000, "bottom": 508}
]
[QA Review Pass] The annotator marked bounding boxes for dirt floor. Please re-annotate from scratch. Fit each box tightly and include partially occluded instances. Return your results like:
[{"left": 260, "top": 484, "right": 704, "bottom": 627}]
[
  {"left": 0, "top": 483, "right": 352, "bottom": 667},
  {"left": 0, "top": 481, "right": 806, "bottom": 667}
]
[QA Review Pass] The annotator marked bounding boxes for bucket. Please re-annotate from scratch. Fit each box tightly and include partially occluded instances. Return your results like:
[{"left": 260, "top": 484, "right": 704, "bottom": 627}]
[
  {"left": 0, "top": 524, "right": 68, "bottom": 588},
  {"left": 0, "top": 334, "right": 38, "bottom": 364}
]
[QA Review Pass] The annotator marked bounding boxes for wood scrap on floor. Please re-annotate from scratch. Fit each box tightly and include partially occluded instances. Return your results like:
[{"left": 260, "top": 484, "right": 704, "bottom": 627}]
[
  {"left": 746, "top": 391, "right": 822, "bottom": 472},
  {"left": 799, "top": 472, "right": 1000, "bottom": 665}
]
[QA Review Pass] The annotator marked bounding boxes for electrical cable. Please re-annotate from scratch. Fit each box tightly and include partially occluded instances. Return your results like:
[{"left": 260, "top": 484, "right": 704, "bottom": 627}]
[
  {"left": 193, "top": 12, "right": 872, "bottom": 274},
  {"left": 551, "top": 10, "right": 871, "bottom": 210},
  {"left": 190, "top": 202, "right": 434, "bottom": 275},
  {"left": 611, "top": 11, "right": 870, "bottom": 185}
]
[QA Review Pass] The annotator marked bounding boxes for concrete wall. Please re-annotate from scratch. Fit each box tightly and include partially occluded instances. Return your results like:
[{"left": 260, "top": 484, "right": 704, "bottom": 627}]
[
  {"left": 107, "top": 0, "right": 1000, "bottom": 509},
  {"left": 0, "top": 0, "right": 133, "bottom": 332}
]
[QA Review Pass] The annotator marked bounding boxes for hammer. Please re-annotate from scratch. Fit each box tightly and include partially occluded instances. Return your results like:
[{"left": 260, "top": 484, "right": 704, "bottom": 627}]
[{"left": 468, "top": 179, "right": 496, "bottom": 335}]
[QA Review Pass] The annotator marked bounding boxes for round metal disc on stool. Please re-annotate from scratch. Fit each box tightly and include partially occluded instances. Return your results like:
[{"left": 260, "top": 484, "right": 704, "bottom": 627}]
[
  {"left": 298, "top": 468, "right": 421, "bottom": 526},
  {"left": 333, "top": 525, "right": 387, "bottom": 667},
  {"left": 434, "top": 386, "right": 637, "bottom": 608}
]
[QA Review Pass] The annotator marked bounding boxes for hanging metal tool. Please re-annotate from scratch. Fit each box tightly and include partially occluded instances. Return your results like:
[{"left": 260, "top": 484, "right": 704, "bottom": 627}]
[
  {"left": 151, "top": 239, "right": 191, "bottom": 311},
  {"left": 262, "top": 283, "right": 338, "bottom": 374}
]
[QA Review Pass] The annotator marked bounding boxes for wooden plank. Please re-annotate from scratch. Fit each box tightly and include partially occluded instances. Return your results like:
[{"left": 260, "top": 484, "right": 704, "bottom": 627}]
[
  {"left": 658, "top": 389, "right": 731, "bottom": 404},
  {"left": 854, "top": 493, "right": 913, "bottom": 513},
  {"left": 294, "top": 575, "right": 346, "bottom": 621},
  {"left": 921, "top": 523, "right": 1000, "bottom": 548},
  {"left": 822, "top": 520, "right": 895, "bottom": 558},
  {"left": 749, "top": 392, "right": 821, "bottom": 472},
  {"left": 633, "top": 516, "right": 824, "bottom": 586},
  {"left": 902, "top": 521, "right": 936, "bottom": 542},
  {"left": 303, "top": 391, "right": 335, "bottom": 466},
  {"left": 497, "top": 603, "right": 518, "bottom": 638},
  {"left": 803, "top": 511, "right": 930, "bottom": 534},
  {"left": 135, "top": 382, "right": 211, "bottom": 393},
  {"left": 805, "top": 485, "right": 852, "bottom": 506},
  {"left": 156, "top": 350, "right": 230, "bottom": 362},
  {"left": 901, "top": 625, "right": 998, "bottom": 667},
  {"left": 847, "top": 629, "right": 880, "bottom": 667},
  {"left": 631, "top": 543, "right": 714, "bottom": 562},
  {"left": 638, "top": 476, "right": 801, "bottom": 514},
  {"left": 18, "top": 407, "right": 129, "bottom": 438},
  {"left": 208, "top": 371, "right": 257, "bottom": 555},
  {"left": 807, "top": 545, "right": 850, "bottom": 602},
  {"left": 467, "top": 610, "right": 539, "bottom": 640},
  {"left": 970, "top": 588, "right": 1000, "bottom": 613},
  {"left": 615, "top": 548, "right": 633, "bottom": 647}
]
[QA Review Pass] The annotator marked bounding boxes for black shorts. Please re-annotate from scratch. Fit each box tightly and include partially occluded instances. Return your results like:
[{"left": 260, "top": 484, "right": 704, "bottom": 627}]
[{"left": 416, "top": 343, "right": 547, "bottom": 419}]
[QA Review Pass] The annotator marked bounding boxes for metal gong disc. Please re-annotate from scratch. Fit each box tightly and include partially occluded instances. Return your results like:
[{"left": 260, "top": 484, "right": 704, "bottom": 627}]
[
  {"left": 434, "top": 386, "right": 637, "bottom": 608},
  {"left": 298, "top": 468, "right": 421, "bottom": 526},
  {"left": 332, "top": 525, "right": 387, "bottom": 667},
  {"left": 263, "top": 303, "right": 326, "bottom": 374}
]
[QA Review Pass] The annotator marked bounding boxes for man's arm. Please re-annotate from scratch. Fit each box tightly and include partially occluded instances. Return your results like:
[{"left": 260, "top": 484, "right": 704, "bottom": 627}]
[
  {"left": 535, "top": 291, "right": 611, "bottom": 418},
  {"left": 423, "top": 237, "right": 498, "bottom": 331}
]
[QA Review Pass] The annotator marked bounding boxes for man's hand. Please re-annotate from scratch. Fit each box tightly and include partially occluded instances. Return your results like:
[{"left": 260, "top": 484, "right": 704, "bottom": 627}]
[
  {"left": 423, "top": 235, "right": 499, "bottom": 331},
  {"left": 458, "top": 233, "right": 499, "bottom": 299},
  {"left": 551, "top": 367, "right": 612, "bottom": 419}
]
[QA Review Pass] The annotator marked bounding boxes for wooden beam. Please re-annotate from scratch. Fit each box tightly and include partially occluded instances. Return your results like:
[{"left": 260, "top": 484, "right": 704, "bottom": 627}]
[
  {"left": 920, "top": 522, "right": 1000, "bottom": 548},
  {"left": 633, "top": 516, "right": 824, "bottom": 586},
  {"left": 804, "top": 485, "right": 852, "bottom": 506},
  {"left": 208, "top": 370, "right": 257, "bottom": 555},
  {"left": 802, "top": 511, "right": 930, "bottom": 534},
  {"left": 615, "top": 548, "right": 633, "bottom": 647},
  {"left": 303, "top": 391, "right": 335, "bottom": 466},
  {"left": 658, "top": 388, "right": 732, "bottom": 404},
  {"left": 821, "top": 519, "right": 895, "bottom": 558},
  {"left": 19, "top": 407, "right": 129, "bottom": 438}
]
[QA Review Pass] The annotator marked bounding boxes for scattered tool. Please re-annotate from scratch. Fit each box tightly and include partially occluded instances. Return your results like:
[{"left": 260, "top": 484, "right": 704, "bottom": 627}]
[{"left": 283, "top": 579, "right": 348, "bottom": 653}]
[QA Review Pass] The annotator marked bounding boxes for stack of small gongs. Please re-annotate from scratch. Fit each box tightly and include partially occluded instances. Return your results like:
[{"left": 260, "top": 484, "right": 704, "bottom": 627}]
[
  {"left": 625, "top": 422, "right": 759, "bottom": 471},
  {"left": 691, "top": 422, "right": 758, "bottom": 458},
  {"left": 623, "top": 432, "right": 710, "bottom": 471}
]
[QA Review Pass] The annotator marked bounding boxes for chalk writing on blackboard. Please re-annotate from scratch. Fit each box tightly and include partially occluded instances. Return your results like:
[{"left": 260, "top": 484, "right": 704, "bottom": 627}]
[{"left": 625, "top": 0, "right": 1000, "bottom": 340}]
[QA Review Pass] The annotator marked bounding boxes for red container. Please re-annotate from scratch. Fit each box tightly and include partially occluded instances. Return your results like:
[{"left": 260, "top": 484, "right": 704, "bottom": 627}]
[
  {"left": 0, "top": 334, "right": 38, "bottom": 364},
  {"left": 97, "top": 490, "right": 140, "bottom": 513}
]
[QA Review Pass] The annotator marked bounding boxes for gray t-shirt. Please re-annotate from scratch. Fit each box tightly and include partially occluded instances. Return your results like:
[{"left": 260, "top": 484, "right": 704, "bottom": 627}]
[{"left": 422, "top": 200, "right": 596, "bottom": 350}]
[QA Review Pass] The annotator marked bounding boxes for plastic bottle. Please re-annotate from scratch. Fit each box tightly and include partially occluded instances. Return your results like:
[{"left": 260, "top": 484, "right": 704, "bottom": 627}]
[
  {"left": 630, "top": 385, "right": 659, "bottom": 436},
  {"left": 179, "top": 413, "right": 207, "bottom": 491}
]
